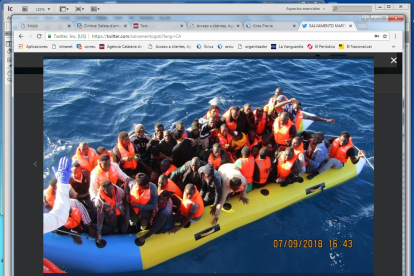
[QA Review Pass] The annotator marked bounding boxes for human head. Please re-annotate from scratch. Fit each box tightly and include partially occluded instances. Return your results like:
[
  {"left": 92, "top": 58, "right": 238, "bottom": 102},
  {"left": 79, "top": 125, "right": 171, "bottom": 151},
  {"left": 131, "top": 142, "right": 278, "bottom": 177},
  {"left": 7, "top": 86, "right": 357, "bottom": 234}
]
[
  {"left": 256, "top": 107, "right": 264, "bottom": 118},
  {"left": 251, "top": 146, "right": 260, "bottom": 159},
  {"left": 212, "top": 143, "right": 222, "bottom": 157},
  {"left": 79, "top": 142, "right": 89, "bottom": 156},
  {"left": 284, "top": 147, "right": 294, "bottom": 161},
  {"left": 275, "top": 87, "right": 284, "bottom": 96},
  {"left": 229, "top": 177, "right": 242, "bottom": 192},
  {"left": 99, "top": 154, "right": 111, "bottom": 172},
  {"left": 172, "top": 129, "right": 184, "bottom": 141},
  {"left": 158, "top": 174, "right": 169, "bottom": 189},
  {"left": 184, "top": 184, "right": 196, "bottom": 199},
  {"left": 136, "top": 173, "right": 150, "bottom": 189},
  {"left": 339, "top": 131, "right": 351, "bottom": 146},
  {"left": 176, "top": 121, "right": 185, "bottom": 131},
  {"left": 280, "top": 112, "right": 289, "bottom": 125},
  {"left": 208, "top": 117, "right": 216, "bottom": 128},
  {"left": 313, "top": 132, "right": 324, "bottom": 144},
  {"left": 243, "top": 103, "right": 252, "bottom": 115},
  {"left": 241, "top": 146, "right": 250, "bottom": 158},
  {"left": 292, "top": 137, "right": 302, "bottom": 149},
  {"left": 220, "top": 124, "right": 228, "bottom": 136},
  {"left": 49, "top": 178, "right": 57, "bottom": 190},
  {"left": 231, "top": 106, "right": 240, "bottom": 120},
  {"left": 158, "top": 190, "right": 170, "bottom": 206},
  {"left": 135, "top": 124, "right": 146, "bottom": 138},
  {"left": 203, "top": 163, "right": 215, "bottom": 181},
  {"left": 266, "top": 143, "right": 274, "bottom": 156},
  {"left": 150, "top": 168, "right": 161, "bottom": 184},
  {"left": 160, "top": 159, "right": 171, "bottom": 173},
  {"left": 292, "top": 101, "right": 302, "bottom": 114},
  {"left": 118, "top": 131, "right": 130, "bottom": 148},
  {"left": 191, "top": 119, "right": 200, "bottom": 136},
  {"left": 234, "top": 131, "right": 242, "bottom": 141},
  {"left": 190, "top": 157, "right": 201, "bottom": 172},
  {"left": 259, "top": 147, "right": 268, "bottom": 159},
  {"left": 248, "top": 129, "right": 256, "bottom": 141},
  {"left": 101, "top": 180, "right": 113, "bottom": 197},
  {"left": 209, "top": 105, "right": 220, "bottom": 117},
  {"left": 163, "top": 130, "right": 172, "bottom": 143},
  {"left": 71, "top": 161, "right": 82, "bottom": 179},
  {"left": 154, "top": 123, "right": 164, "bottom": 140},
  {"left": 96, "top": 146, "right": 109, "bottom": 156}
]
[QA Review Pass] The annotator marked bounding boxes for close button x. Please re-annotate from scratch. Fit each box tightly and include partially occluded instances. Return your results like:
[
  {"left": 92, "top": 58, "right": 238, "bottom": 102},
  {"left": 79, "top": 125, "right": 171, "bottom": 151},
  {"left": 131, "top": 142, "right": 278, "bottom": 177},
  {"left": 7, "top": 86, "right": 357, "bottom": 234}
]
[{"left": 391, "top": 57, "right": 397, "bottom": 63}]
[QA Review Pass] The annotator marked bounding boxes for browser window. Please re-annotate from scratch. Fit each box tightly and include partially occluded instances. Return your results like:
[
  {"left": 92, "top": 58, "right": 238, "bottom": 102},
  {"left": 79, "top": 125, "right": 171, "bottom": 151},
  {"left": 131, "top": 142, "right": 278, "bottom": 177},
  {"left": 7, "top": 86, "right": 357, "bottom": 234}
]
[{"left": 0, "top": 2, "right": 410, "bottom": 276}]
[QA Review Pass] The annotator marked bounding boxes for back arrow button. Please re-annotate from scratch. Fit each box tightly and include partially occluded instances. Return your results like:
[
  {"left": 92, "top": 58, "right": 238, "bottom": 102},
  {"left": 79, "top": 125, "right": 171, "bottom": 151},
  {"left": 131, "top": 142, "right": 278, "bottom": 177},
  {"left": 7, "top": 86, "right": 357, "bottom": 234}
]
[
  {"left": 34, "top": 162, "right": 37, "bottom": 167},
  {"left": 19, "top": 34, "right": 23, "bottom": 39}
]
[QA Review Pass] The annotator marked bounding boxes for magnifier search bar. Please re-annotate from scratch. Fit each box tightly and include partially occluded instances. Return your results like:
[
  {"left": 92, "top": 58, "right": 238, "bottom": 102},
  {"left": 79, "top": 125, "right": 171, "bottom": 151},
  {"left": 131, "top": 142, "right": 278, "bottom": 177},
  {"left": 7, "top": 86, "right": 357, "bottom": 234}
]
[{"left": 332, "top": 6, "right": 372, "bottom": 12}]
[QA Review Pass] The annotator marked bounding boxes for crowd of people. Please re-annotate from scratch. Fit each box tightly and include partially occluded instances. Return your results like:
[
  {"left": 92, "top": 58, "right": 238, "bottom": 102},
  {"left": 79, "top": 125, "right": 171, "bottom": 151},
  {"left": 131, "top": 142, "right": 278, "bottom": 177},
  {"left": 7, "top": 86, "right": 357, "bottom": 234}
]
[{"left": 43, "top": 87, "right": 366, "bottom": 245}]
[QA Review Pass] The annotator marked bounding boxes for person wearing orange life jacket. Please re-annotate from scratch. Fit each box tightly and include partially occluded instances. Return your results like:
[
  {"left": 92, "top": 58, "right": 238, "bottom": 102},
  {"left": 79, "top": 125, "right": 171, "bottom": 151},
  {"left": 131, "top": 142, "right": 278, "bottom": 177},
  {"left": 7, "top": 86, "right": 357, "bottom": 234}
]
[
  {"left": 160, "top": 159, "right": 178, "bottom": 177},
  {"left": 158, "top": 174, "right": 183, "bottom": 203},
  {"left": 215, "top": 124, "right": 234, "bottom": 152},
  {"left": 221, "top": 106, "right": 241, "bottom": 135},
  {"left": 246, "top": 129, "right": 263, "bottom": 150},
  {"left": 229, "top": 131, "right": 246, "bottom": 160},
  {"left": 268, "top": 87, "right": 289, "bottom": 115},
  {"left": 234, "top": 146, "right": 255, "bottom": 192},
  {"left": 283, "top": 101, "right": 335, "bottom": 132},
  {"left": 54, "top": 206, "right": 83, "bottom": 245},
  {"left": 172, "top": 121, "right": 190, "bottom": 139},
  {"left": 270, "top": 112, "right": 297, "bottom": 149},
  {"left": 125, "top": 173, "right": 158, "bottom": 231},
  {"left": 238, "top": 103, "right": 257, "bottom": 134},
  {"left": 207, "top": 143, "right": 233, "bottom": 169},
  {"left": 44, "top": 178, "right": 57, "bottom": 209},
  {"left": 95, "top": 180, "right": 129, "bottom": 243},
  {"left": 89, "top": 154, "right": 133, "bottom": 202},
  {"left": 307, "top": 131, "right": 366, "bottom": 180},
  {"left": 72, "top": 142, "right": 98, "bottom": 172},
  {"left": 253, "top": 147, "right": 273, "bottom": 188},
  {"left": 276, "top": 147, "right": 303, "bottom": 187},
  {"left": 96, "top": 146, "right": 116, "bottom": 164},
  {"left": 251, "top": 145, "right": 261, "bottom": 159},
  {"left": 291, "top": 137, "right": 306, "bottom": 176},
  {"left": 169, "top": 184, "right": 204, "bottom": 234},
  {"left": 205, "top": 104, "right": 221, "bottom": 122},
  {"left": 253, "top": 107, "right": 267, "bottom": 135}
]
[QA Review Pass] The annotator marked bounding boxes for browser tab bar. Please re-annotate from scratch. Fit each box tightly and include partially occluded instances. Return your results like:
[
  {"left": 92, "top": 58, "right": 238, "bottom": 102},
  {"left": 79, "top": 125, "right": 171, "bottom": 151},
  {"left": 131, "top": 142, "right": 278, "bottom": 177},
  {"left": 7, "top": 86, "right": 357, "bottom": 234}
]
[
  {"left": 187, "top": 22, "right": 243, "bottom": 30},
  {"left": 298, "top": 21, "right": 358, "bottom": 31},
  {"left": 75, "top": 21, "right": 131, "bottom": 30},
  {"left": 244, "top": 22, "right": 299, "bottom": 30}
]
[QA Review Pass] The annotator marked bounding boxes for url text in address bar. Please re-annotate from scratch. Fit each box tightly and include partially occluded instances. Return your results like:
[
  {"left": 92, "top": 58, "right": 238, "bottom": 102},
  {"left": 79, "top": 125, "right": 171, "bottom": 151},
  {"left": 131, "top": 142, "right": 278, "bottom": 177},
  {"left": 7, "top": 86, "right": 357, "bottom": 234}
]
[{"left": 41, "top": 32, "right": 390, "bottom": 41}]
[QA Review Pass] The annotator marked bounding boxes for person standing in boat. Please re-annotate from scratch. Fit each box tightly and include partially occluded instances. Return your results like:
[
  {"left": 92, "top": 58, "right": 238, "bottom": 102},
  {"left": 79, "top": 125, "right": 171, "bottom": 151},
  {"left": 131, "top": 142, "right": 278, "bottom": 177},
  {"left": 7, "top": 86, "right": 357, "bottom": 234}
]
[
  {"left": 169, "top": 157, "right": 206, "bottom": 191},
  {"left": 283, "top": 100, "right": 335, "bottom": 131},
  {"left": 234, "top": 146, "right": 256, "bottom": 192},
  {"left": 171, "top": 129, "right": 197, "bottom": 168},
  {"left": 71, "top": 142, "right": 99, "bottom": 172},
  {"left": 307, "top": 131, "right": 366, "bottom": 180},
  {"left": 304, "top": 131, "right": 328, "bottom": 174},
  {"left": 275, "top": 147, "right": 302, "bottom": 187},
  {"left": 207, "top": 143, "right": 233, "bottom": 169},
  {"left": 169, "top": 184, "right": 204, "bottom": 234},
  {"left": 95, "top": 180, "right": 129, "bottom": 243},
  {"left": 89, "top": 154, "right": 133, "bottom": 202},
  {"left": 269, "top": 112, "right": 297, "bottom": 150},
  {"left": 198, "top": 163, "right": 222, "bottom": 211},
  {"left": 125, "top": 173, "right": 158, "bottom": 232}
]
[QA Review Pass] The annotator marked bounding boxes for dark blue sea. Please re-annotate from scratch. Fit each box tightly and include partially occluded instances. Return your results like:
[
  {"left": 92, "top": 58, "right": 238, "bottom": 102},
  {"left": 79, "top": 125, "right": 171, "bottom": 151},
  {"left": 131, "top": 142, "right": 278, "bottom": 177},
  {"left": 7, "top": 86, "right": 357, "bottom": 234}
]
[{"left": 43, "top": 58, "right": 374, "bottom": 273}]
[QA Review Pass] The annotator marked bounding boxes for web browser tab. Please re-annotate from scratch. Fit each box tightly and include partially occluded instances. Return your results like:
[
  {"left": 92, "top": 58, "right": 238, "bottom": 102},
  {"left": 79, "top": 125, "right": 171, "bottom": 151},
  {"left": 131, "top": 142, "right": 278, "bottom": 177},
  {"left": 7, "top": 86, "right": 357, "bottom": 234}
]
[
  {"left": 244, "top": 22, "right": 299, "bottom": 30},
  {"left": 298, "top": 21, "right": 358, "bottom": 31},
  {"left": 74, "top": 21, "right": 131, "bottom": 30},
  {"left": 131, "top": 21, "right": 187, "bottom": 30},
  {"left": 188, "top": 22, "right": 243, "bottom": 30},
  {"left": 16, "top": 21, "right": 74, "bottom": 30}
]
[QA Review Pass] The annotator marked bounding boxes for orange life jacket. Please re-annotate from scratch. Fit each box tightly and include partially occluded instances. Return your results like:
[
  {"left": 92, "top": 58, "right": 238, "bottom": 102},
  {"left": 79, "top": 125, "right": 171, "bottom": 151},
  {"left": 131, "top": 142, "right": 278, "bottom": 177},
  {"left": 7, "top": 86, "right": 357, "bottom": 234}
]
[
  {"left": 130, "top": 184, "right": 152, "bottom": 214},
  {"left": 99, "top": 186, "right": 121, "bottom": 215},
  {"left": 263, "top": 104, "right": 275, "bottom": 127},
  {"left": 182, "top": 129, "right": 188, "bottom": 138},
  {"left": 246, "top": 136, "right": 263, "bottom": 150},
  {"left": 91, "top": 163, "right": 119, "bottom": 187},
  {"left": 294, "top": 109, "right": 303, "bottom": 132},
  {"left": 254, "top": 156, "right": 271, "bottom": 184},
  {"left": 273, "top": 117, "right": 294, "bottom": 146},
  {"left": 217, "top": 132, "right": 233, "bottom": 151},
  {"left": 117, "top": 138, "right": 137, "bottom": 170},
  {"left": 164, "top": 164, "right": 177, "bottom": 177},
  {"left": 293, "top": 143, "right": 307, "bottom": 166},
  {"left": 277, "top": 154, "right": 297, "bottom": 179},
  {"left": 269, "top": 95, "right": 288, "bottom": 114},
  {"left": 158, "top": 179, "right": 183, "bottom": 199},
  {"left": 239, "top": 156, "right": 255, "bottom": 183},
  {"left": 64, "top": 207, "right": 82, "bottom": 229},
  {"left": 231, "top": 132, "right": 247, "bottom": 151},
  {"left": 329, "top": 137, "right": 353, "bottom": 164},
  {"left": 208, "top": 153, "right": 221, "bottom": 169},
  {"left": 253, "top": 110, "right": 266, "bottom": 135},
  {"left": 180, "top": 186, "right": 204, "bottom": 219},
  {"left": 223, "top": 107, "right": 237, "bottom": 131},
  {"left": 72, "top": 147, "right": 98, "bottom": 172},
  {"left": 45, "top": 186, "right": 56, "bottom": 207},
  {"left": 231, "top": 183, "right": 245, "bottom": 195}
]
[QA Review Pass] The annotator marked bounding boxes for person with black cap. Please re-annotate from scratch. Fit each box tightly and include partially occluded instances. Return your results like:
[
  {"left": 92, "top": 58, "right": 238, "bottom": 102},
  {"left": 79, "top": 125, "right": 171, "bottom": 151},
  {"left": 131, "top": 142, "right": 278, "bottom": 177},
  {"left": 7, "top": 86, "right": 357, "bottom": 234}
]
[
  {"left": 198, "top": 163, "right": 222, "bottom": 214},
  {"left": 125, "top": 173, "right": 158, "bottom": 231},
  {"left": 169, "top": 157, "right": 206, "bottom": 191}
]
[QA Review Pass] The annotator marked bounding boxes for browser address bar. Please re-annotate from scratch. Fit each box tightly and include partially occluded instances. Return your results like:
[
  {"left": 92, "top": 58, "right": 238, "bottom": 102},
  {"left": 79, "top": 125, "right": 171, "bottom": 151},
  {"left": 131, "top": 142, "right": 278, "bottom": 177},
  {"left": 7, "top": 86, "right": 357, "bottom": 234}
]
[{"left": 41, "top": 31, "right": 390, "bottom": 41}]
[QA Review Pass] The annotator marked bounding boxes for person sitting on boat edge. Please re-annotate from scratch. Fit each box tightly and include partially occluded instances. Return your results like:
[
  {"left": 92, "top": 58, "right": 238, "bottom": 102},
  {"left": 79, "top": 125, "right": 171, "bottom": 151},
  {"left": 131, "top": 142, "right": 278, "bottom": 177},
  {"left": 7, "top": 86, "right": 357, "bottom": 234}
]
[
  {"left": 283, "top": 100, "right": 335, "bottom": 131},
  {"left": 269, "top": 112, "right": 297, "bottom": 150},
  {"left": 96, "top": 146, "right": 116, "bottom": 163},
  {"left": 169, "top": 157, "right": 206, "bottom": 191},
  {"left": 160, "top": 159, "right": 177, "bottom": 177},
  {"left": 169, "top": 184, "right": 204, "bottom": 234},
  {"left": 291, "top": 137, "right": 306, "bottom": 177},
  {"left": 171, "top": 129, "right": 197, "bottom": 168},
  {"left": 304, "top": 131, "right": 328, "bottom": 174},
  {"left": 253, "top": 147, "right": 272, "bottom": 188},
  {"left": 125, "top": 173, "right": 158, "bottom": 232},
  {"left": 307, "top": 131, "right": 366, "bottom": 180},
  {"left": 234, "top": 146, "right": 256, "bottom": 192},
  {"left": 137, "top": 190, "right": 175, "bottom": 245},
  {"left": 276, "top": 147, "right": 302, "bottom": 187},
  {"left": 158, "top": 174, "right": 182, "bottom": 209},
  {"left": 198, "top": 163, "right": 222, "bottom": 213},
  {"left": 113, "top": 131, "right": 152, "bottom": 177},
  {"left": 207, "top": 143, "right": 233, "bottom": 169},
  {"left": 95, "top": 180, "right": 129, "bottom": 243},
  {"left": 214, "top": 163, "right": 249, "bottom": 225},
  {"left": 89, "top": 154, "right": 133, "bottom": 202},
  {"left": 44, "top": 178, "right": 57, "bottom": 209},
  {"left": 72, "top": 142, "right": 98, "bottom": 173}
]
